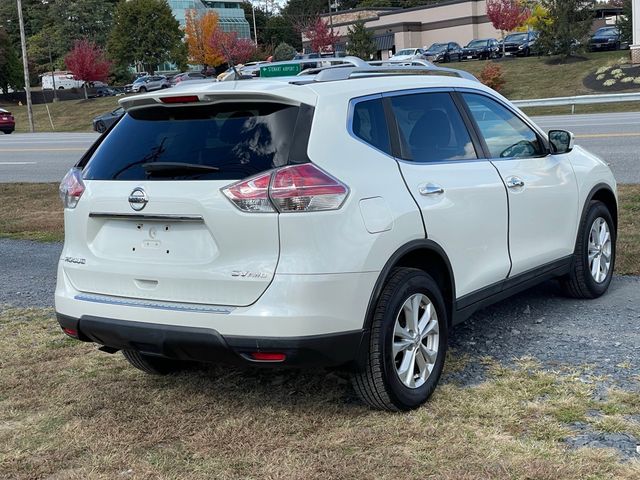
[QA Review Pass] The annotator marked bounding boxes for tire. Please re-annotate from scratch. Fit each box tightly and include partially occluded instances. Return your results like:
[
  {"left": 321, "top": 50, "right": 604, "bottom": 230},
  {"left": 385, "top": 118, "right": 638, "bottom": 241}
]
[
  {"left": 139, "top": 86, "right": 146, "bottom": 92},
  {"left": 58, "top": 86, "right": 64, "bottom": 90},
  {"left": 444, "top": 54, "right": 450, "bottom": 63},
  {"left": 122, "top": 350, "right": 188, "bottom": 375},
  {"left": 351, "top": 268, "right": 448, "bottom": 411},
  {"left": 560, "top": 200, "right": 616, "bottom": 299},
  {"left": 95, "top": 121, "right": 106, "bottom": 133}
]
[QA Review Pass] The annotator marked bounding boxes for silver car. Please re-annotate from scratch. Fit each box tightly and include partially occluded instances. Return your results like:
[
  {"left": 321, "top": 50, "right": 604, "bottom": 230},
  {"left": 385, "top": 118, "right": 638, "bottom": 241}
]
[{"left": 130, "top": 75, "right": 170, "bottom": 93}]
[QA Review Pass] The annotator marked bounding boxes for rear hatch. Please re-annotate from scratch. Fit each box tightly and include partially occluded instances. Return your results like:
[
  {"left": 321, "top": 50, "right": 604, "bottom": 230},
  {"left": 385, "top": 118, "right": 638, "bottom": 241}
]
[{"left": 63, "top": 98, "right": 311, "bottom": 306}]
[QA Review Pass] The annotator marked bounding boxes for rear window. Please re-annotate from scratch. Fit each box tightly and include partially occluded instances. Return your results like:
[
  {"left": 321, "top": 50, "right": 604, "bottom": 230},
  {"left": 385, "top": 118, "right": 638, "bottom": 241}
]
[{"left": 81, "top": 102, "right": 309, "bottom": 181}]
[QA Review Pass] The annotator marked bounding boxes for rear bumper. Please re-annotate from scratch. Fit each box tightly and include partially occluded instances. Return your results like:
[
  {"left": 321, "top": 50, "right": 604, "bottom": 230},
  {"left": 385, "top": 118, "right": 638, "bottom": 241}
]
[{"left": 57, "top": 313, "right": 364, "bottom": 367}]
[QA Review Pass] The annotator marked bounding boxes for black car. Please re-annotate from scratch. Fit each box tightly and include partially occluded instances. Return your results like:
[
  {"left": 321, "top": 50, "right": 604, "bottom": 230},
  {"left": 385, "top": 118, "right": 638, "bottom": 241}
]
[
  {"left": 90, "top": 86, "right": 117, "bottom": 98},
  {"left": 92, "top": 106, "right": 124, "bottom": 133},
  {"left": 424, "top": 42, "right": 463, "bottom": 62},
  {"left": 500, "top": 31, "right": 539, "bottom": 57},
  {"left": 589, "top": 27, "right": 623, "bottom": 51},
  {"left": 462, "top": 38, "right": 501, "bottom": 60}
]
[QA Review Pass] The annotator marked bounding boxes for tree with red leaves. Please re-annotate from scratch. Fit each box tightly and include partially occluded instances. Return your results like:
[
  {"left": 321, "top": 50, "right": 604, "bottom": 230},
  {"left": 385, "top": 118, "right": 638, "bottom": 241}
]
[
  {"left": 208, "top": 29, "right": 256, "bottom": 68},
  {"left": 64, "top": 39, "right": 111, "bottom": 99},
  {"left": 486, "top": 0, "right": 530, "bottom": 56},
  {"left": 305, "top": 17, "right": 339, "bottom": 54}
]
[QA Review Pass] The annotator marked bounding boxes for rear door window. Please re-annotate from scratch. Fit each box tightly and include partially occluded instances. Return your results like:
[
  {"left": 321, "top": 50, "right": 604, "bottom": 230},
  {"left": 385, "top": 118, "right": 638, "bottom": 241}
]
[
  {"left": 82, "top": 102, "right": 307, "bottom": 181},
  {"left": 388, "top": 92, "right": 477, "bottom": 162}
]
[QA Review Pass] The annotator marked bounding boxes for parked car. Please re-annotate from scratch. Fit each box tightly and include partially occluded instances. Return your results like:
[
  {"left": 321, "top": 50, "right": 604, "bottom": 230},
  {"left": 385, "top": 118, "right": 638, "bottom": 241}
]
[
  {"left": 462, "top": 38, "right": 501, "bottom": 60},
  {"left": 170, "top": 72, "right": 207, "bottom": 86},
  {"left": 128, "top": 75, "right": 170, "bottom": 93},
  {"left": 92, "top": 106, "right": 124, "bottom": 133},
  {"left": 424, "top": 42, "right": 463, "bottom": 62},
  {"left": 90, "top": 87, "right": 118, "bottom": 98},
  {"left": 390, "top": 48, "right": 427, "bottom": 62},
  {"left": 500, "top": 31, "right": 539, "bottom": 57},
  {"left": 58, "top": 65, "right": 617, "bottom": 411},
  {"left": 0, "top": 108, "right": 15, "bottom": 134},
  {"left": 589, "top": 27, "right": 624, "bottom": 51},
  {"left": 239, "top": 61, "right": 271, "bottom": 78}
]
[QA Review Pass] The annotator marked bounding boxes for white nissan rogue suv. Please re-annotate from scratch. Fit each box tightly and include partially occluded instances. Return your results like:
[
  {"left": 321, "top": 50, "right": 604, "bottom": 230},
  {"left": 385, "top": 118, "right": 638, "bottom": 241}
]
[{"left": 56, "top": 64, "right": 617, "bottom": 411}]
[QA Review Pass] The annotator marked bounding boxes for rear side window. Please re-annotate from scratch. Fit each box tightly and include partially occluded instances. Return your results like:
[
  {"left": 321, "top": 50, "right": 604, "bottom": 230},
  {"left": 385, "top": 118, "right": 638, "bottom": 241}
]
[
  {"left": 389, "top": 92, "right": 477, "bottom": 163},
  {"left": 82, "top": 102, "right": 308, "bottom": 181},
  {"left": 351, "top": 98, "right": 391, "bottom": 155}
]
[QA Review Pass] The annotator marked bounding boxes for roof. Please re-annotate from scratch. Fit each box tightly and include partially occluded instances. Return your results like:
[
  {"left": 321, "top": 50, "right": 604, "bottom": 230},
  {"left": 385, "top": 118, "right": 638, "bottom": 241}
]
[{"left": 119, "top": 66, "right": 488, "bottom": 112}]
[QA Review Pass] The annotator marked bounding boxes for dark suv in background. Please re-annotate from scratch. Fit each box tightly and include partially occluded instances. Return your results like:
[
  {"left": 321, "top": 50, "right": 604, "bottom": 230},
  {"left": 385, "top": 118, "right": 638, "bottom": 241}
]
[
  {"left": 424, "top": 42, "right": 463, "bottom": 62},
  {"left": 589, "top": 27, "right": 625, "bottom": 51},
  {"left": 500, "top": 31, "right": 539, "bottom": 57},
  {"left": 462, "top": 38, "right": 501, "bottom": 60}
]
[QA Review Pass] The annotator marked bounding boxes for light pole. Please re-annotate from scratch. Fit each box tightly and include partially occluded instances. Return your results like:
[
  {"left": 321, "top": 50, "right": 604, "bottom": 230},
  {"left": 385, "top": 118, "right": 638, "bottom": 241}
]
[
  {"left": 16, "top": 0, "right": 34, "bottom": 132},
  {"left": 252, "top": 3, "right": 258, "bottom": 47}
]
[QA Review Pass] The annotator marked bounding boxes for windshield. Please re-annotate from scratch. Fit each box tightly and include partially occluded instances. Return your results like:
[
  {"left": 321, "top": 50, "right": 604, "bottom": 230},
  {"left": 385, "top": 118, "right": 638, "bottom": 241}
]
[
  {"left": 426, "top": 44, "right": 446, "bottom": 52},
  {"left": 394, "top": 49, "right": 415, "bottom": 56},
  {"left": 466, "top": 40, "right": 488, "bottom": 48},
  {"left": 596, "top": 28, "right": 617, "bottom": 35},
  {"left": 505, "top": 33, "right": 527, "bottom": 42},
  {"left": 82, "top": 103, "right": 303, "bottom": 181}
]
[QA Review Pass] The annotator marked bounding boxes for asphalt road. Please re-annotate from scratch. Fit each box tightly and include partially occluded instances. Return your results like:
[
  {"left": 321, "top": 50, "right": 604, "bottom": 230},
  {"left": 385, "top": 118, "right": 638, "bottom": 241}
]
[
  {"left": 0, "top": 132, "right": 98, "bottom": 183},
  {"left": 0, "top": 111, "right": 639, "bottom": 183}
]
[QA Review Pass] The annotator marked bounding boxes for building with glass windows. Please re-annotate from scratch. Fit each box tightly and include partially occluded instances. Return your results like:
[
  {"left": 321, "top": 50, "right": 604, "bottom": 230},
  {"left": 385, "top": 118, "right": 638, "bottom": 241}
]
[{"left": 167, "top": 0, "right": 251, "bottom": 39}]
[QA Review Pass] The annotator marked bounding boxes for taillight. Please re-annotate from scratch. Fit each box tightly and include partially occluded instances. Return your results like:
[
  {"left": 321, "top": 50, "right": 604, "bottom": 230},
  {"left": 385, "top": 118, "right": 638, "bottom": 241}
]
[
  {"left": 222, "top": 171, "right": 275, "bottom": 213},
  {"left": 221, "top": 164, "right": 349, "bottom": 214},
  {"left": 270, "top": 164, "right": 348, "bottom": 212},
  {"left": 59, "top": 167, "right": 85, "bottom": 209}
]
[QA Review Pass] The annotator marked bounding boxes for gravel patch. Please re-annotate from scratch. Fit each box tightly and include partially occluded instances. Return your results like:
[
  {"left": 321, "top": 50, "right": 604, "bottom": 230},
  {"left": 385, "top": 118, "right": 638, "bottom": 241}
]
[
  {"left": 565, "top": 421, "right": 639, "bottom": 460},
  {"left": 0, "top": 239, "right": 62, "bottom": 308}
]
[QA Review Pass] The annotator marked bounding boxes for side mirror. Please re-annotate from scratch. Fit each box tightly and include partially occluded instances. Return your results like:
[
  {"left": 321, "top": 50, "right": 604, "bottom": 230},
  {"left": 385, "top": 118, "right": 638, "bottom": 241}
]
[{"left": 549, "top": 130, "right": 574, "bottom": 154}]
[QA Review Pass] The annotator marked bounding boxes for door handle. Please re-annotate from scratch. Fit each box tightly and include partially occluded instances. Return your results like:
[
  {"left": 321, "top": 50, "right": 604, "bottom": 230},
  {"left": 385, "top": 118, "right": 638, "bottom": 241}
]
[
  {"left": 506, "top": 176, "right": 525, "bottom": 189},
  {"left": 419, "top": 183, "right": 445, "bottom": 196}
]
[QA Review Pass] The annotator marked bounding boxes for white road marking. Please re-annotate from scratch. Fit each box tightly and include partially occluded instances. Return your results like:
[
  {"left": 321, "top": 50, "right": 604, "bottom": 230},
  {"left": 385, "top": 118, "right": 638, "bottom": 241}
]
[{"left": 0, "top": 162, "right": 37, "bottom": 165}]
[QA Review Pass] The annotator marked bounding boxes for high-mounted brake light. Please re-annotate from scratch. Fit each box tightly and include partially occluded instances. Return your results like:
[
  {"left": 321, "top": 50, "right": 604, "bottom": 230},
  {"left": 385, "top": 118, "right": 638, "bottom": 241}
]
[
  {"left": 270, "top": 164, "right": 348, "bottom": 212},
  {"left": 222, "top": 164, "right": 349, "bottom": 213},
  {"left": 59, "top": 167, "right": 85, "bottom": 209},
  {"left": 160, "top": 95, "right": 199, "bottom": 104}
]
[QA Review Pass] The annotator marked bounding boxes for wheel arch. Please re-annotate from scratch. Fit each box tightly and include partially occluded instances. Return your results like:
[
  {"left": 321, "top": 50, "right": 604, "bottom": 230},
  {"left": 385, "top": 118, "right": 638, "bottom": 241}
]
[
  {"left": 573, "top": 183, "right": 618, "bottom": 251},
  {"left": 363, "top": 240, "right": 456, "bottom": 332}
]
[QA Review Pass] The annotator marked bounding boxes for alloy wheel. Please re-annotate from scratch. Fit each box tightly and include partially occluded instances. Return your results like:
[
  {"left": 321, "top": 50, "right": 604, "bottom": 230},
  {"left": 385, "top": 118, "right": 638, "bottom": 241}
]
[
  {"left": 392, "top": 293, "right": 439, "bottom": 389},
  {"left": 588, "top": 217, "right": 612, "bottom": 283}
]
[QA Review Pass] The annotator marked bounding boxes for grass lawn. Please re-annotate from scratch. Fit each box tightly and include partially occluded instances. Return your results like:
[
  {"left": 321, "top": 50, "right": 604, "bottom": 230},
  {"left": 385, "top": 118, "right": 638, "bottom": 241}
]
[
  {"left": 454, "top": 50, "right": 634, "bottom": 100},
  {"left": 5, "top": 96, "right": 120, "bottom": 134},
  {"left": 0, "top": 307, "right": 638, "bottom": 479},
  {"left": 1, "top": 51, "right": 638, "bottom": 134},
  {"left": 1, "top": 183, "right": 638, "bottom": 276}
]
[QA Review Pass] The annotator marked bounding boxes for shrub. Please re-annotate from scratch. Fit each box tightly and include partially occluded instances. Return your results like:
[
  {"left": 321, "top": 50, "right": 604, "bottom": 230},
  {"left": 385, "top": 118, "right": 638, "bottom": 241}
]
[
  {"left": 273, "top": 42, "right": 296, "bottom": 62},
  {"left": 596, "top": 74, "right": 605, "bottom": 81},
  {"left": 596, "top": 66, "right": 611, "bottom": 74},
  {"left": 621, "top": 76, "right": 634, "bottom": 83},
  {"left": 633, "top": 77, "right": 640, "bottom": 84},
  {"left": 603, "top": 79, "right": 617, "bottom": 87},
  {"left": 611, "top": 68, "right": 623, "bottom": 76},
  {"left": 479, "top": 62, "right": 505, "bottom": 92}
]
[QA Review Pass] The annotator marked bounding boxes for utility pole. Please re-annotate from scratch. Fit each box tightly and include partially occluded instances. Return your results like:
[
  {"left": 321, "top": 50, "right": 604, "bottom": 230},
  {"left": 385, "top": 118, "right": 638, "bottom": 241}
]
[
  {"left": 48, "top": 41, "right": 57, "bottom": 102},
  {"left": 16, "top": 0, "right": 34, "bottom": 132},
  {"left": 328, "top": 1, "right": 335, "bottom": 54}
]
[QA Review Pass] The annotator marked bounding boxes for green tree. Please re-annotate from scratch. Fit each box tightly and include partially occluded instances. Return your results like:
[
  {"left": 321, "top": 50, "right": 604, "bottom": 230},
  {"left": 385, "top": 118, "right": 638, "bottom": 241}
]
[
  {"left": 108, "top": 0, "right": 183, "bottom": 74},
  {"left": 619, "top": 0, "right": 632, "bottom": 45},
  {"left": 537, "top": 0, "right": 592, "bottom": 57},
  {"left": 0, "top": 27, "right": 23, "bottom": 94},
  {"left": 273, "top": 42, "right": 297, "bottom": 61},
  {"left": 347, "top": 21, "right": 375, "bottom": 59},
  {"left": 264, "top": 15, "right": 302, "bottom": 50}
]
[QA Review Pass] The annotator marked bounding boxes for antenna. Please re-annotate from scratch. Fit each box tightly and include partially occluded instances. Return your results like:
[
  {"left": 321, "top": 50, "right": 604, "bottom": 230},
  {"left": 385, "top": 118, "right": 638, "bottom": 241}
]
[{"left": 219, "top": 41, "right": 242, "bottom": 81}]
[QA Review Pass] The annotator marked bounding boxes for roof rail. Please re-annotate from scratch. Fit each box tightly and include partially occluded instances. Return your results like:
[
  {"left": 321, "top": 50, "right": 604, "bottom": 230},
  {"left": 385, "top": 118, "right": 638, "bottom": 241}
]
[{"left": 308, "top": 62, "right": 479, "bottom": 83}]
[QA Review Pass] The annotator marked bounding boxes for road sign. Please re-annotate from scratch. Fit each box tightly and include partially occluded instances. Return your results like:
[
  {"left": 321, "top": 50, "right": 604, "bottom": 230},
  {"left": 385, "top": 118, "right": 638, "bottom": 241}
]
[{"left": 260, "top": 64, "right": 302, "bottom": 77}]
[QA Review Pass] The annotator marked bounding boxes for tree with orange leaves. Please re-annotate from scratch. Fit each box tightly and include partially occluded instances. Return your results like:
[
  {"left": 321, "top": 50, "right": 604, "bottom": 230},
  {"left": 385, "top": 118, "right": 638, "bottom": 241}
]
[{"left": 185, "top": 9, "right": 225, "bottom": 67}]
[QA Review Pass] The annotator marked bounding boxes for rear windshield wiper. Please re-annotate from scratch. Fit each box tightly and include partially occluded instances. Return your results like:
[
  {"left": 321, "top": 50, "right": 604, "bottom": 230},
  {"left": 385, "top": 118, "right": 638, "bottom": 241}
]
[{"left": 142, "top": 162, "right": 220, "bottom": 174}]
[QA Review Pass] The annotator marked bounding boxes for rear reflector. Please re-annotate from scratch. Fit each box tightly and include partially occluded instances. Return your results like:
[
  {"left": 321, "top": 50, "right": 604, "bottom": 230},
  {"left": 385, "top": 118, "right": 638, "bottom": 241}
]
[
  {"left": 160, "top": 95, "right": 199, "bottom": 104},
  {"left": 62, "top": 327, "right": 78, "bottom": 337},
  {"left": 59, "top": 167, "right": 85, "bottom": 209},
  {"left": 250, "top": 352, "right": 286, "bottom": 362},
  {"left": 222, "top": 164, "right": 349, "bottom": 213}
]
